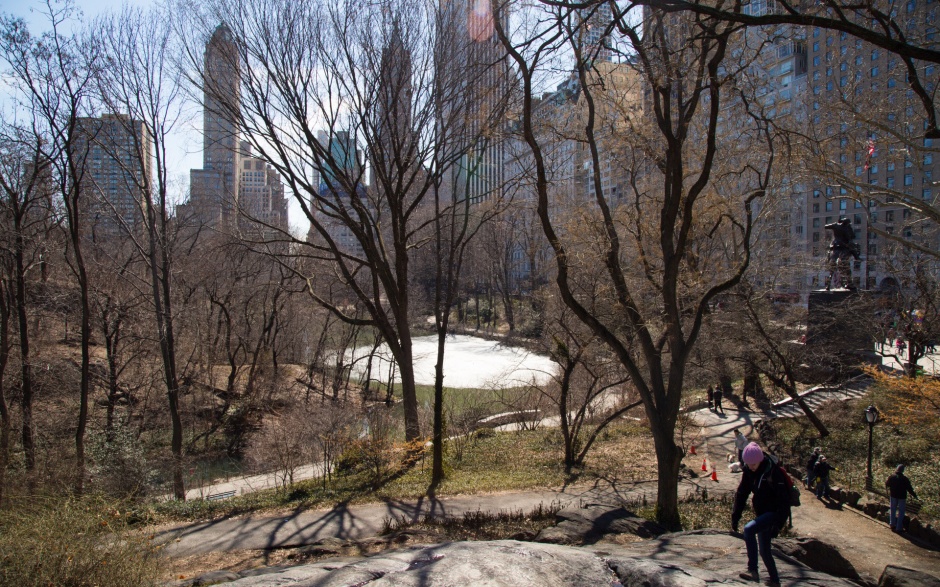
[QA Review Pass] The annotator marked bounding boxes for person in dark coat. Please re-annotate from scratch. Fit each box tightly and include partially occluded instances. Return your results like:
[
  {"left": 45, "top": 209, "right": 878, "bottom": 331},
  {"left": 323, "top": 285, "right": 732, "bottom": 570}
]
[
  {"left": 814, "top": 455, "right": 836, "bottom": 499},
  {"left": 731, "top": 442, "right": 790, "bottom": 587},
  {"left": 885, "top": 464, "right": 919, "bottom": 533},
  {"left": 713, "top": 384, "right": 724, "bottom": 414},
  {"left": 706, "top": 385, "right": 714, "bottom": 409},
  {"left": 804, "top": 447, "right": 821, "bottom": 490}
]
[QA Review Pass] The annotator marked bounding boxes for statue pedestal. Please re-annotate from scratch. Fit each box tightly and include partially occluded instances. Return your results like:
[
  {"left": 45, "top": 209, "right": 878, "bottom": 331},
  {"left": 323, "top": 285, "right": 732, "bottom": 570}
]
[{"left": 799, "top": 289, "right": 878, "bottom": 382}]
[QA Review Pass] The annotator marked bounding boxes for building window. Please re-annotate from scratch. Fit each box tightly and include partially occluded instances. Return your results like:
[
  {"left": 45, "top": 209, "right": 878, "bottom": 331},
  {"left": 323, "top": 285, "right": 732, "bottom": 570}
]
[
  {"left": 924, "top": 188, "right": 932, "bottom": 199},
  {"left": 905, "top": 174, "right": 914, "bottom": 185},
  {"left": 813, "top": 41, "right": 820, "bottom": 51},
  {"left": 825, "top": 201, "right": 834, "bottom": 211},
  {"left": 887, "top": 176, "right": 895, "bottom": 187},
  {"left": 813, "top": 218, "right": 820, "bottom": 227},
  {"left": 813, "top": 55, "right": 820, "bottom": 66},
  {"left": 840, "top": 75, "right": 847, "bottom": 87},
  {"left": 854, "top": 214, "right": 862, "bottom": 224},
  {"left": 871, "top": 66, "right": 879, "bottom": 77},
  {"left": 885, "top": 210, "right": 895, "bottom": 221},
  {"left": 813, "top": 203, "right": 820, "bottom": 213},
  {"left": 813, "top": 232, "right": 820, "bottom": 242},
  {"left": 827, "top": 81, "right": 834, "bottom": 91},
  {"left": 887, "top": 161, "right": 895, "bottom": 171},
  {"left": 840, "top": 199, "right": 847, "bottom": 210},
  {"left": 813, "top": 189, "right": 821, "bottom": 198},
  {"left": 869, "top": 243, "right": 877, "bottom": 255},
  {"left": 840, "top": 61, "right": 848, "bottom": 71},
  {"left": 856, "top": 166, "right": 863, "bottom": 176}
]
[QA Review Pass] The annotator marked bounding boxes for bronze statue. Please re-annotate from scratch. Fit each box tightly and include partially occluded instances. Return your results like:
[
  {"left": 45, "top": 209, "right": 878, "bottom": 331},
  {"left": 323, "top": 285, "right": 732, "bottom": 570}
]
[{"left": 824, "top": 217, "right": 860, "bottom": 290}]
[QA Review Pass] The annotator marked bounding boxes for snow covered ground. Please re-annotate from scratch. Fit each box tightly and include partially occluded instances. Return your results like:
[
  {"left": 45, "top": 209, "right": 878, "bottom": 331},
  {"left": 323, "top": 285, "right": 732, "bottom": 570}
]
[{"left": 346, "top": 335, "right": 557, "bottom": 389}]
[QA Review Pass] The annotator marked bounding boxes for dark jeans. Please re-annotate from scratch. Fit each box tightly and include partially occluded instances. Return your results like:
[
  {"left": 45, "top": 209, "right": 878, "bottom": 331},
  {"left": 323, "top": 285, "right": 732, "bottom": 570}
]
[
  {"left": 816, "top": 477, "right": 830, "bottom": 498},
  {"left": 890, "top": 497, "right": 907, "bottom": 531},
  {"left": 743, "top": 512, "right": 780, "bottom": 582}
]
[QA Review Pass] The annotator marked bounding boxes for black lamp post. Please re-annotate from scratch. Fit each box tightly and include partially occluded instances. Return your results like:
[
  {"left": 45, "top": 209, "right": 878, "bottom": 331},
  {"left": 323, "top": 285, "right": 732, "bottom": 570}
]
[{"left": 865, "top": 404, "right": 879, "bottom": 491}]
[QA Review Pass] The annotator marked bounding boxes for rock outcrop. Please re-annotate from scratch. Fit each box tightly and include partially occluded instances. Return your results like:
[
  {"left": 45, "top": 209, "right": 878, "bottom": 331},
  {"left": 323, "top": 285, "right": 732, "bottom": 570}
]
[{"left": 193, "top": 530, "right": 885, "bottom": 587}]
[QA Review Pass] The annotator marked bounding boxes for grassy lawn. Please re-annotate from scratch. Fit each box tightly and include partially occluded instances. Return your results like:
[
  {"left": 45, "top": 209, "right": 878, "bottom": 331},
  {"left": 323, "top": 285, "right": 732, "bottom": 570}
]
[
  {"left": 767, "top": 392, "right": 939, "bottom": 521},
  {"left": 145, "top": 420, "right": 656, "bottom": 524}
]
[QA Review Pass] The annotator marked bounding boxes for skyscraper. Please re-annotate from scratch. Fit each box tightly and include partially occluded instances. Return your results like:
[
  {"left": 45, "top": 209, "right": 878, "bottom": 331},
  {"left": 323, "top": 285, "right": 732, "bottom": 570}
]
[
  {"left": 186, "top": 23, "right": 288, "bottom": 232},
  {"left": 188, "top": 23, "right": 242, "bottom": 227},
  {"left": 74, "top": 113, "right": 152, "bottom": 239}
]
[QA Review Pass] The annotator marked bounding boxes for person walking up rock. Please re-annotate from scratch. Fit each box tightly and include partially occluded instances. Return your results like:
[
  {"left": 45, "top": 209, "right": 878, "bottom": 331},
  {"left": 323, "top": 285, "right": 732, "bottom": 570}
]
[
  {"left": 804, "top": 447, "right": 821, "bottom": 490},
  {"left": 885, "top": 464, "right": 918, "bottom": 533},
  {"left": 732, "top": 442, "right": 790, "bottom": 587},
  {"left": 713, "top": 384, "right": 724, "bottom": 414},
  {"left": 814, "top": 455, "right": 836, "bottom": 500}
]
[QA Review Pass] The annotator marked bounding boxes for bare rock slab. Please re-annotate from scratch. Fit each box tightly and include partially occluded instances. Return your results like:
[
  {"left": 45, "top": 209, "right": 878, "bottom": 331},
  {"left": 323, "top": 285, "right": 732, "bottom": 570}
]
[
  {"left": 203, "top": 533, "right": 878, "bottom": 587},
  {"left": 535, "top": 504, "right": 667, "bottom": 544},
  {"left": 211, "top": 540, "right": 620, "bottom": 587},
  {"left": 878, "top": 565, "right": 940, "bottom": 587}
]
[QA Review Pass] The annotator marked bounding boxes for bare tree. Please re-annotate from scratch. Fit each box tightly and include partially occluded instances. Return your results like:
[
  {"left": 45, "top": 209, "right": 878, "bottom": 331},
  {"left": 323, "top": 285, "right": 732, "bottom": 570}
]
[
  {"left": 178, "top": 0, "right": 512, "bottom": 445},
  {"left": 0, "top": 122, "right": 55, "bottom": 498},
  {"left": 497, "top": 2, "right": 774, "bottom": 527},
  {"left": 89, "top": 5, "right": 191, "bottom": 499},
  {"left": 0, "top": 1, "right": 102, "bottom": 493}
]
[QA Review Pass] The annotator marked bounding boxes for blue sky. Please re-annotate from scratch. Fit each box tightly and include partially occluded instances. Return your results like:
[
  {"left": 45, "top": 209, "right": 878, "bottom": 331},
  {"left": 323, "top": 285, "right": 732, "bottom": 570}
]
[{"left": 3, "top": 0, "right": 309, "bottom": 233}]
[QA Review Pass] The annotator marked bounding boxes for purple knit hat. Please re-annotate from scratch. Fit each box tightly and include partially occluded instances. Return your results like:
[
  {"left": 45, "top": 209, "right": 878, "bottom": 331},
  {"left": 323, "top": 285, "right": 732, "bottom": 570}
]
[{"left": 741, "top": 442, "right": 764, "bottom": 465}]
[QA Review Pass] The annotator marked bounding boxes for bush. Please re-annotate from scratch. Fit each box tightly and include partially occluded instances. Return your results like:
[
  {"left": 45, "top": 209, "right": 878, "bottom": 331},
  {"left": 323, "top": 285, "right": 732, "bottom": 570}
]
[
  {"left": 89, "top": 426, "right": 156, "bottom": 499},
  {"left": 0, "top": 495, "right": 159, "bottom": 587}
]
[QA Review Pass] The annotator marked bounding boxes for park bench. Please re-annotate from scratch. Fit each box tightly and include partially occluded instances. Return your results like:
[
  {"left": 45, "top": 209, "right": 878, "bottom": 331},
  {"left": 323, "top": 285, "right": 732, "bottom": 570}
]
[{"left": 206, "top": 490, "right": 236, "bottom": 501}]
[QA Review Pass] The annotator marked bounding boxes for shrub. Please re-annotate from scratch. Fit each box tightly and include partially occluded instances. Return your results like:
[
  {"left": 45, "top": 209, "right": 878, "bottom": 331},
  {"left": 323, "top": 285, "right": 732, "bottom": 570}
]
[
  {"left": 0, "top": 495, "right": 159, "bottom": 587},
  {"left": 89, "top": 426, "right": 156, "bottom": 499}
]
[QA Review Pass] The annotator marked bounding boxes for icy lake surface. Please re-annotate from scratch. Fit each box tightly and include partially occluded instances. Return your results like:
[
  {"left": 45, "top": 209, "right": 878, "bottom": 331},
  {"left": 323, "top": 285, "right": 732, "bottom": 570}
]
[{"left": 347, "top": 335, "right": 556, "bottom": 389}]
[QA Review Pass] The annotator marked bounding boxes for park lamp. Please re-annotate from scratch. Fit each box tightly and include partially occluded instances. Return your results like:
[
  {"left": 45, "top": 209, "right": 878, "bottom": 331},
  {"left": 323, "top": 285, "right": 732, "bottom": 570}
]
[{"left": 864, "top": 404, "right": 879, "bottom": 490}]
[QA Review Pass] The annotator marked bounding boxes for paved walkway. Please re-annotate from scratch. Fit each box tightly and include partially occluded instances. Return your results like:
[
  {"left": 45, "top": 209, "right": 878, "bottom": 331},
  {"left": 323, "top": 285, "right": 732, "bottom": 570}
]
[
  {"left": 175, "top": 463, "right": 328, "bottom": 502},
  {"left": 772, "top": 376, "right": 873, "bottom": 419},
  {"left": 157, "top": 400, "right": 940, "bottom": 579},
  {"left": 689, "top": 404, "right": 940, "bottom": 578}
]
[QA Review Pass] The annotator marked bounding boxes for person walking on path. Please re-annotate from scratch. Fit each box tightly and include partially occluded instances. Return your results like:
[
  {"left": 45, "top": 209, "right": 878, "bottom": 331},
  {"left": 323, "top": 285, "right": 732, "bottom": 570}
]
[
  {"left": 733, "top": 429, "right": 749, "bottom": 466},
  {"left": 814, "top": 455, "right": 836, "bottom": 500},
  {"left": 886, "top": 464, "right": 919, "bottom": 533},
  {"left": 732, "top": 442, "right": 790, "bottom": 587},
  {"left": 804, "top": 447, "right": 821, "bottom": 490},
  {"left": 706, "top": 385, "right": 714, "bottom": 410},
  {"left": 713, "top": 384, "right": 724, "bottom": 414}
]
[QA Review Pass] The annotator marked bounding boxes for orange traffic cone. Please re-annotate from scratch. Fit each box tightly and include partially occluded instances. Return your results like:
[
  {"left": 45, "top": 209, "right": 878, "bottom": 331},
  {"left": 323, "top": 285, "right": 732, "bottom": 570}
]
[
  {"left": 701, "top": 459, "right": 708, "bottom": 472},
  {"left": 711, "top": 468, "right": 719, "bottom": 482},
  {"left": 690, "top": 445, "right": 697, "bottom": 456}
]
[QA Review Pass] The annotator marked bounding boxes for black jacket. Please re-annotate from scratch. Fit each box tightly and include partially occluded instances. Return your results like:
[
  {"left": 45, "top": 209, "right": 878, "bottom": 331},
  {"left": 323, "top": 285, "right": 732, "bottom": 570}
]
[
  {"left": 815, "top": 461, "right": 835, "bottom": 480},
  {"left": 886, "top": 473, "right": 918, "bottom": 500},
  {"left": 732, "top": 454, "right": 791, "bottom": 528},
  {"left": 806, "top": 453, "right": 820, "bottom": 474}
]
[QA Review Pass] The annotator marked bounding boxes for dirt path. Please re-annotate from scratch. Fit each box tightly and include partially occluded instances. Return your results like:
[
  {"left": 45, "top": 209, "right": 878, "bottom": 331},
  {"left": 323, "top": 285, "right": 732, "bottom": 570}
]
[{"left": 689, "top": 405, "right": 940, "bottom": 579}]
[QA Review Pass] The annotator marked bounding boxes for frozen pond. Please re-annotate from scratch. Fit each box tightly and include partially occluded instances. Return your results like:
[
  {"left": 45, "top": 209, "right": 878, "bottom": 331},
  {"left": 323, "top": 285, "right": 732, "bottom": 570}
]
[{"left": 347, "top": 335, "right": 557, "bottom": 389}]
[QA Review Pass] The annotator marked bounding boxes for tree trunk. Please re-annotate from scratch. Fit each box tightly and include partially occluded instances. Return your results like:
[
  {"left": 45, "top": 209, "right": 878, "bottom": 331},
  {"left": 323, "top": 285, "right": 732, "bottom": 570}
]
[
  {"left": 742, "top": 360, "right": 762, "bottom": 403},
  {"left": 13, "top": 230, "right": 35, "bottom": 478},
  {"left": 650, "top": 419, "right": 683, "bottom": 530},
  {"left": 73, "top": 249, "right": 91, "bottom": 496},
  {"left": 0, "top": 286, "right": 11, "bottom": 505},
  {"left": 431, "top": 326, "right": 446, "bottom": 484}
]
